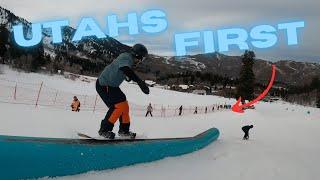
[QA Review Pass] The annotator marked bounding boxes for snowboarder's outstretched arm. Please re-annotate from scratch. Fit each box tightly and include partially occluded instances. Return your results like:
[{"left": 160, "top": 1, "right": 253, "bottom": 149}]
[{"left": 120, "top": 66, "right": 149, "bottom": 94}]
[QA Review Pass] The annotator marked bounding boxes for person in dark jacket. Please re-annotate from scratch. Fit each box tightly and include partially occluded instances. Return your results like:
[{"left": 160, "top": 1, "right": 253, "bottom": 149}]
[
  {"left": 242, "top": 125, "right": 254, "bottom": 140},
  {"left": 145, "top": 103, "right": 153, "bottom": 117},
  {"left": 96, "top": 44, "right": 149, "bottom": 139},
  {"left": 178, "top": 105, "right": 183, "bottom": 116},
  {"left": 194, "top": 106, "right": 198, "bottom": 114}
]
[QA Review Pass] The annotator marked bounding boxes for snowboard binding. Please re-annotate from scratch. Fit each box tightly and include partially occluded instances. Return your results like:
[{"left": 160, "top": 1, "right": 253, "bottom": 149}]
[
  {"left": 98, "top": 131, "right": 115, "bottom": 139},
  {"left": 118, "top": 130, "right": 136, "bottom": 139}
]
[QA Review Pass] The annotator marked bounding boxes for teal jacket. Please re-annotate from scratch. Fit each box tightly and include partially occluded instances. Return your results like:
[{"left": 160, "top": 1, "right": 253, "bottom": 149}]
[{"left": 98, "top": 52, "right": 134, "bottom": 87}]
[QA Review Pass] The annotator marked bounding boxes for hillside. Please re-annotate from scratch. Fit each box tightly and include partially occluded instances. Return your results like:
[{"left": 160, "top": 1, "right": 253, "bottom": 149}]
[
  {"left": 143, "top": 53, "right": 320, "bottom": 86},
  {"left": 1, "top": 6, "right": 319, "bottom": 86}
]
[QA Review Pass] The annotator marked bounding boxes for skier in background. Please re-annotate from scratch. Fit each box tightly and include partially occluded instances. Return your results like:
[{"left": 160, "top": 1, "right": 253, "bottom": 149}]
[
  {"left": 194, "top": 106, "right": 198, "bottom": 114},
  {"left": 96, "top": 44, "right": 149, "bottom": 139},
  {"left": 71, "top": 96, "right": 80, "bottom": 112},
  {"left": 178, "top": 105, "right": 183, "bottom": 116},
  {"left": 145, "top": 103, "right": 153, "bottom": 117},
  {"left": 242, "top": 125, "right": 254, "bottom": 140}
]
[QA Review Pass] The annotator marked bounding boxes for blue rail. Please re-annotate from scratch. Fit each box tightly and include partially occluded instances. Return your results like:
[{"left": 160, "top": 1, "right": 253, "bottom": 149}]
[{"left": 0, "top": 128, "right": 219, "bottom": 179}]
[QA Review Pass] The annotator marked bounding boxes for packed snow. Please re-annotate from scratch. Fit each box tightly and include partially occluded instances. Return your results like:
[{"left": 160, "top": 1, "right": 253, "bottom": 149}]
[{"left": 0, "top": 65, "right": 319, "bottom": 180}]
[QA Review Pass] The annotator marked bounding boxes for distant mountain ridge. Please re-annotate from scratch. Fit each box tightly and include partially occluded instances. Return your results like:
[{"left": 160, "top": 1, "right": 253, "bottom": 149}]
[
  {"left": 0, "top": 6, "right": 130, "bottom": 61},
  {"left": 143, "top": 53, "right": 320, "bottom": 86},
  {"left": 1, "top": 6, "right": 319, "bottom": 86}
]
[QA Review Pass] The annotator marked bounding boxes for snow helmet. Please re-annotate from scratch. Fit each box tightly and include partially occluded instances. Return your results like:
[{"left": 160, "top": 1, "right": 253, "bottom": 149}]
[{"left": 131, "top": 44, "right": 148, "bottom": 60}]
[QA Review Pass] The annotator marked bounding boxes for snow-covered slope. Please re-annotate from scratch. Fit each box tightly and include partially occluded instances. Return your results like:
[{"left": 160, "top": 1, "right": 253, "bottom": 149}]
[
  {"left": 59, "top": 103, "right": 320, "bottom": 180},
  {"left": 0, "top": 66, "right": 320, "bottom": 180},
  {"left": 0, "top": 65, "right": 232, "bottom": 106}
]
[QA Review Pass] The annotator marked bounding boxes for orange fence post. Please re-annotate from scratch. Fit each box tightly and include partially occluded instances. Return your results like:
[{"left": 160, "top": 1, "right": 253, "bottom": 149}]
[
  {"left": 83, "top": 95, "right": 87, "bottom": 106},
  {"left": 13, "top": 83, "right": 17, "bottom": 100},
  {"left": 35, "top": 82, "right": 43, "bottom": 107},
  {"left": 53, "top": 90, "right": 58, "bottom": 105},
  {"left": 93, "top": 94, "right": 98, "bottom": 112}
]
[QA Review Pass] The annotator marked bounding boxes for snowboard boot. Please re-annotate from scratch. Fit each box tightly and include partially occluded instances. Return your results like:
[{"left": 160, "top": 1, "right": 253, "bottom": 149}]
[
  {"left": 98, "top": 119, "right": 115, "bottom": 139},
  {"left": 99, "top": 131, "right": 115, "bottom": 139},
  {"left": 118, "top": 123, "right": 136, "bottom": 139},
  {"left": 118, "top": 131, "right": 136, "bottom": 138}
]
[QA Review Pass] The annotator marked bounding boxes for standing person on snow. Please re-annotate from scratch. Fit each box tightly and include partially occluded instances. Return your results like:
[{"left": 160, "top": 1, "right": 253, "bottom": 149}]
[
  {"left": 242, "top": 125, "right": 254, "bottom": 140},
  {"left": 194, "top": 106, "right": 198, "bottom": 114},
  {"left": 96, "top": 44, "right": 149, "bottom": 139},
  {"left": 145, "top": 103, "right": 153, "bottom": 117},
  {"left": 178, "top": 105, "right": 183, "bottom": 116},
  {"left": 71, "top": 96, "right": 80, "bottom": 112}
]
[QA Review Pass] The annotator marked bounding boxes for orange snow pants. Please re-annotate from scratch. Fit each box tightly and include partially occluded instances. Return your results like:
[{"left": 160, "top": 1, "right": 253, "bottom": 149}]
[{"left": 107, "top": 101, "right": 130, "bottom": 124}]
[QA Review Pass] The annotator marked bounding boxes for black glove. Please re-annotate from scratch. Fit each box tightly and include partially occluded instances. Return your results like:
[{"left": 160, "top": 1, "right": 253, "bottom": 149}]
[
  {"left": 119, "top": 66, "right": 149, "bottom": 94},
  {"left": 138, "top": 81, "right": 149, "bottom": 94}
]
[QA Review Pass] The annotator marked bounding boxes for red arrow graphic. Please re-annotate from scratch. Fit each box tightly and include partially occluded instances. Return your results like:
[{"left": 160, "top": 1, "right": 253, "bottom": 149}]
[{"left": 232, "top": 64, "right": 276, "bottom": 113}]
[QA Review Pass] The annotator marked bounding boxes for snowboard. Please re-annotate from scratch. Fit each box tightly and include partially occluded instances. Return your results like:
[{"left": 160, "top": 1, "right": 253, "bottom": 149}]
[{"left": 77, "top": 132, "right": 136, "bottom": 140}]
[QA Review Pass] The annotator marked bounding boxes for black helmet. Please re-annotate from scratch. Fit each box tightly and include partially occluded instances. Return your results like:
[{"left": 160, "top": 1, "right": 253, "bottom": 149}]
[{"left": 131, "top": 44, "right": 148, "bottom": 60}]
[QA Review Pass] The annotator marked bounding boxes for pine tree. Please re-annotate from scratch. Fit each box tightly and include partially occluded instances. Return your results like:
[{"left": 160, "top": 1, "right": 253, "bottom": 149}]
[
  {"left": 0, "top": 25, "right": 9, "bottom": 63},
  {"left": 317, "top": 90, "right": 320, "bottom": 108},
  {"left": 237, "top": 50, "right": 256, "bottom": 102}
]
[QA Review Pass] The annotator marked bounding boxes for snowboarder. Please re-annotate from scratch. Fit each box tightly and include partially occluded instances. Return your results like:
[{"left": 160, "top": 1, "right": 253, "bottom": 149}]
[
  {"left": 178, "top": 105, "right": 183, "bottom": 116},
  {"left": 96, "top": 44, "right": 149, "bottom": 139},
  {"left": 242, "top": 125, "right": 254, "bottom": 140},
  {"left": 71, "top": 96, "right": 80, "bottom": 112},
  {"left": 205, "top": 107, "right": 208, "bottom": 114},
  {"left": 145, "top": 103, "right": 153, "bottom": 117}
]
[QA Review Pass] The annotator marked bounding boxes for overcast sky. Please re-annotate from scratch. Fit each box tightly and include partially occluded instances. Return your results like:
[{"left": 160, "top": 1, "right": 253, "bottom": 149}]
[{"left": 1, "top": 0, "right": 319, "bottom": 62}]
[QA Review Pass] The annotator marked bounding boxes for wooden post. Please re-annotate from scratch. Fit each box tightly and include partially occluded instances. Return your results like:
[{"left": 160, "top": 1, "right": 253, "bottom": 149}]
[
  {"left": 93, "top": 94, "right": 98, "bottom": 112},
  {"left": 53, "top": 90, "right": 58, "bottom": 105},
  {"left": 35, "top": 82, "right": 43, "bottom": 107},
  {"left": 83, "top": 95, "right": 87, "bottom": 106}
]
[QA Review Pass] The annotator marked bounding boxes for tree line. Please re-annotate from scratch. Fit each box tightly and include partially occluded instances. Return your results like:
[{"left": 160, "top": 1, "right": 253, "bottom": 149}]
[{"left": 236, "top": 50, "right": 320, "bottom": 108}]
